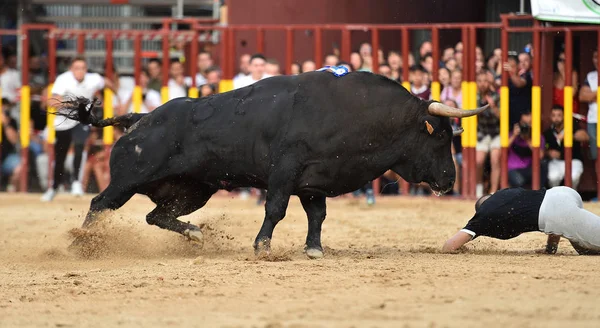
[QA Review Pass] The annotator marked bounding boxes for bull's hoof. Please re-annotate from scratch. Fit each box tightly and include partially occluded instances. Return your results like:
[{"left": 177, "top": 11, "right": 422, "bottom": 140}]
[
  {"left": 183, "top": 229, "right": 204, "bottom": 248},
  {"left": 253, "top": 238, "right": 271, "bottom": 256},
  {"left": 305, "top": 248, "right": 324, "bottom": 259}
]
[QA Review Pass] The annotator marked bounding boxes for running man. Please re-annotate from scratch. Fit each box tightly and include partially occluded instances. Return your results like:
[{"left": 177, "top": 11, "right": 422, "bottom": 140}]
[{"left": 442, "top": 186, "right": 600, "bottom": 255}]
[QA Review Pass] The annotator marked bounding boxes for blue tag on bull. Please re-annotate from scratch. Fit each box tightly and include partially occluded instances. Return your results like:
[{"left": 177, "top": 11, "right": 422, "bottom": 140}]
[{"left": 317, "top": 65, "right": 349, "bottom": 77}]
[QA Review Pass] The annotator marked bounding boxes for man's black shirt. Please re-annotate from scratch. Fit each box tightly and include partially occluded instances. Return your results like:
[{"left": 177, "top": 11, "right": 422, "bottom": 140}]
[{"left": 463, "top": 188, "right": 546, "bottom": 240}]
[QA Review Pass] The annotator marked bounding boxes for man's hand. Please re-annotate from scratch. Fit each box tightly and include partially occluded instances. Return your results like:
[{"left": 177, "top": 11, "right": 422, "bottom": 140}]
[
  {"left": 512, "top": 123, "right": 521, "bottom": 136},
  {"left": 503, "top": 62, "right": 516, "bottom": 76},
  {"left": 557, "top": 130, "right": 565, "bottom": 141},
  {"left": 548, "top": 149, "right": 561, "bottom": 159},
  {"left": 1, "top": 111, "right": 10, "bottom": 126},
  {"left": 574, "top": 129, "right": 589, "bottom": 142}
]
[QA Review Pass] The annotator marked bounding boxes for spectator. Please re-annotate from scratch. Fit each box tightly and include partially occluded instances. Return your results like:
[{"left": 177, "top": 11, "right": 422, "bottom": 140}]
[
  {"left": 80, "top": 127, "right": 110, "bottom": 193},
  {"left": 419, "top": 41, "right": 432, "bottom": 60},
  {"left": 336, "top": 61, "right": 352, "bottom": 72},
  {"left": 147, "top": 59, "right": 162, "bottom": 92},
  {"left": 445, "top": 58, "right": 458, "bottom": 71},
  {"left": 233, "top": 54, "right": 251, "bottom": 87},
  {"left": 200, "top": 84, "right": 217, "bottom": 97},
  {"left": 0, "top": 53, "right": 21, "bottom": 119},
  {"left": 359, "top": 42, "right": 373, "bottom": 71},
  {"left": 118, "top": 69, "right": 161, "bottom": 115},
  {"left": 387, "top": 51, "right": 402, "bottom": 81},
  {"left": 42, "top": 55, "right": 116, "bottom": 202},
  {"left": 302, "top": 60, "right": 316, "bottom": 73},
  {"left": 205, "top": 66, "right": 222, "bottom": 85},
  {"left": 454, "top": 52, "right": 463, "bottom": 70},
  {"left": 475, "top": 59, "right": 485, "bottom": 74},
  {"left": 486, "top": 53, "right": 502, "bottom": 82},
  {"left": 442, "top": 47, "right": 455, "bottom": 63},
  {"left": 290, "top": 62, "right": 301, "bottom": 75},
  {"left": 519, "top": 52, "right": 532, "bottom": 74},
  {"left": 553, "top": 52, "right": 580, "bottom": 114},
  {"left": 504, "top": 53, "right": 533, "bottom": 127},
  {"left": 410, "top": 64, "right": 430, "bottom": 100},
  {"left": 580, "top": 50, "right": 598, "bottom": 160},
  {"left": 234, "top": 54, "right": 271, "bottom": 89},
  {"left": 420, "top": 52, "right": 433, "bottom": 73},
  {"left": 168, "top": 59, "right": 192, "bottom": 100},
  {"left": 350, "top": 52, "right": 363, "bottom": 71},
  {"left": 508, "top": 112, "right": 547, "bottom": 188},
  {"left": 441, "top": 69, "right": 462, "bottom": 107},
  {"left": 455, "top": 41, "right": 463, "bottom": 53},
  {"left": 265, "top": 58, "right": 281, "bottom": 76},
  {"left": 544, "top": 105, "right": 588, "bottom": 189},
  {"left": 28, "top": 56, "right": 48, "bottom": 132},
  {"left": 195, "top": 51, "right": 214, "bottom": 86},
  {"left": 1, "top": 98, "right": 22, "bottom": 192},
  {"left": 324, "top": 54, "right": 339, "bottom": 67},
  {"left": 378, "top": 63, "right": 392, "bottom": 79},
  {"left": 476, "top": 46, "right": 484, "bottom": 62},
  {"left": 438, "top": 67, "right": 450, "bottom": 88},
  {"left": 445, "top": 99, "right": 462, "bottom": 195},
  {"left": 475, "top": 71, "right": 501, "bottom": 197}
]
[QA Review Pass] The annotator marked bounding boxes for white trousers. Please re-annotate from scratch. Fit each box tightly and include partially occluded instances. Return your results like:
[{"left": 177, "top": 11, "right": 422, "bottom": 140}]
[
  {"left": 539, "top": 186, "right": 600, "bottom": 253},
  {"left": 547, "top": 159, "right": 584, "bottom": 189}
]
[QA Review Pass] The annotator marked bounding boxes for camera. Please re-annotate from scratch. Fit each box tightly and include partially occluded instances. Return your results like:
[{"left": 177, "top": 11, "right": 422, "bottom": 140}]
[{"left": 519, "top": 123, "right": 531, "bottom": 136}]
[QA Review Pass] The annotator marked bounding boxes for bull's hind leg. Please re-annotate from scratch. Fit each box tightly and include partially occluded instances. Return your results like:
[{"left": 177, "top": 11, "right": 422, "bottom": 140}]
[
  {"left": 82, "top": 184, "right": 135, "bottom": 228},
  {"left": 300, "top": 195, "right": 327, "bottom": 259},
  {"left": 253, "top": 161, "right": 299, "bottom": 254},
  {"left": 146, "top": 183, "right": 217, "bottom": 244}
]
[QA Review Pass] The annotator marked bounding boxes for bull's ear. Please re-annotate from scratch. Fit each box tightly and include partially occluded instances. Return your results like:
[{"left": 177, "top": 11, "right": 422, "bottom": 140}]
[{"left": 425, "top": 120, "right": 434, "bottom": 135}]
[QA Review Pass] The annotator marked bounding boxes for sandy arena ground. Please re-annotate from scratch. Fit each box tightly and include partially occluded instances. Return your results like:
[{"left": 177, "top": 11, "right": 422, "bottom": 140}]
[{"left": 1, "top": 193, "right": 600, "bottom": 328}]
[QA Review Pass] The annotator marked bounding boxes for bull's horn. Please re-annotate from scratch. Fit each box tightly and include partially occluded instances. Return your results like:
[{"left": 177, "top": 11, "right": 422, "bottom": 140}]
[
  {"left": 428, "top": 102, "right": 489, "bottom": 117},
  {"left": 453, "top": 127, "right": 464, "bottom": 136}
]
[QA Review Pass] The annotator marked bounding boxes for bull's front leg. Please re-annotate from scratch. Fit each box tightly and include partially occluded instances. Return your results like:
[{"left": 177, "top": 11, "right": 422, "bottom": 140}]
[{"left": 300, "top": 195, "right": 327, "bottom": 259}]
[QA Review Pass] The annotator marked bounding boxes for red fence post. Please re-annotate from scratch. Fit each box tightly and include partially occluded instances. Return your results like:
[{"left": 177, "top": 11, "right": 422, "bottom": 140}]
[
  {"left": 19, "top": 27, "right": 30, "bottom": 192},
  {"left": 77, "top": 32, "right": 85, "bottom": 55},
  {"left": 531, "top": 22, "right": 541, "bottom": 190},
  {"left": 564, "top": 29, "right": 573, "bottom": 187},
  {"left": 371, "top": 27, "right": 379, "bottom": 73},
  {"left": 190, "top": 31, "right": 199, "bottom": 95},
  {"left": 47, "top": 31, "right": 57, "bottom": 190},
  {"left": 400, "top": 27, "right": 410, "bottom": 195},
  {"left": 227, "top": 28, "right": 235, "bottom": 80},
  {"left": 285, "top": 28, "right": 294, "bottom": 75},
  {"left": 500, "top": 17, "right": 510, "bottom": 190},
  {"left": 341, "top": 28, "right": 351, "bottom": 62},
  {"left": 314, "top": 27, "right": 323, "bottom": 68},
  {"left": 469, "top": 26, "right": 477, "bottom": 198},
  {"left": 597, "top": 31, "right": 600, "bottom": 200},
  {"left": 460, "top": 26, "right": 470, "bottom": 198},
  {"left": 161, "top": 30, "right": 170, "bottom": 102},
  {"left": 256, "top": 28, "right": 264, "bottom": 54}
]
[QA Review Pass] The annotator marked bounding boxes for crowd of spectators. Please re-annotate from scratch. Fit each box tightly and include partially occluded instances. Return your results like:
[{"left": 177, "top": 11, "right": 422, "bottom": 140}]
[{"left": 0, "top": 38, "right": 598, "bottom": 202}]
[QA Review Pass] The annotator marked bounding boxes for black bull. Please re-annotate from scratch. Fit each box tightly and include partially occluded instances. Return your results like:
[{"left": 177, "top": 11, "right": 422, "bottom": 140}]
[{"left": 56, "top": 71, "right": 486, "bottom": 259}]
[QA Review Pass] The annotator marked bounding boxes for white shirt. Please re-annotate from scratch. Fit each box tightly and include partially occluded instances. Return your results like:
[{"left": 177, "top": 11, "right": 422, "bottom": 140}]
[
  {"left": 195, "top": 73, "right": 207, "bottom": 87},
  {"left": 585, "top": 71, "right": 598, "bottom": 123},
  {"left": 113, "top": 88, "right": 161, "bottom": 114},
  {"left": 51, "top": 71, "right": 105, "bottom": 131},
  {"left": 233, "top": 73, "right": 249, "bottom": 89},
  {"left": 233, "top": 73, "right": 272, "bottom": 90},
  {"left": 168, "top": 77, "right": 193, "bottom": 100},
  {"left": 0, "top": 69, "right": 21, "bottom": 103}
]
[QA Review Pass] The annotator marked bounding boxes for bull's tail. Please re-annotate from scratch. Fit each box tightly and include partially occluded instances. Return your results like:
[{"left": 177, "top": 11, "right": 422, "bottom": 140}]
[{"left": 51, "top": 96, "right": 146, "bottom": 129}]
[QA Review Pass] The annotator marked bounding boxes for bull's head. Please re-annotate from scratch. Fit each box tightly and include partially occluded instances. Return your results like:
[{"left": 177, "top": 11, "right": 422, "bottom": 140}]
[{"left": 394, "top": 101, "right": 487, "bottom": 196}]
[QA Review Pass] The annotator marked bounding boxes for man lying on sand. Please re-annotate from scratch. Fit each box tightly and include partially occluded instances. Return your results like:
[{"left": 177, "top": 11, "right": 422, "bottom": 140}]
[{"left": 442, "top": 186, "right": 600, "bottom": 255}]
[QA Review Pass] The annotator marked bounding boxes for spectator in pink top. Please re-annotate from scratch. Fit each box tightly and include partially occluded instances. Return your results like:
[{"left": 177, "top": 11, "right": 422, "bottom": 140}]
[
  {"left": 441, "top": 70, "right": 462, "bottom": 108},
  {"left": 508, "top": 112, "right": 547, "bottom": 188}
]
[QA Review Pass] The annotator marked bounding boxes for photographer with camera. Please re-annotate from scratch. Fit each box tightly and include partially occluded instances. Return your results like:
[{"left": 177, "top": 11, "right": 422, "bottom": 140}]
[
  {"left": 544, "top": 105, "right": 588, "bottom": 189},
  {"left": 508, "top": 112, "right": 547, "bottom": 188}
]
